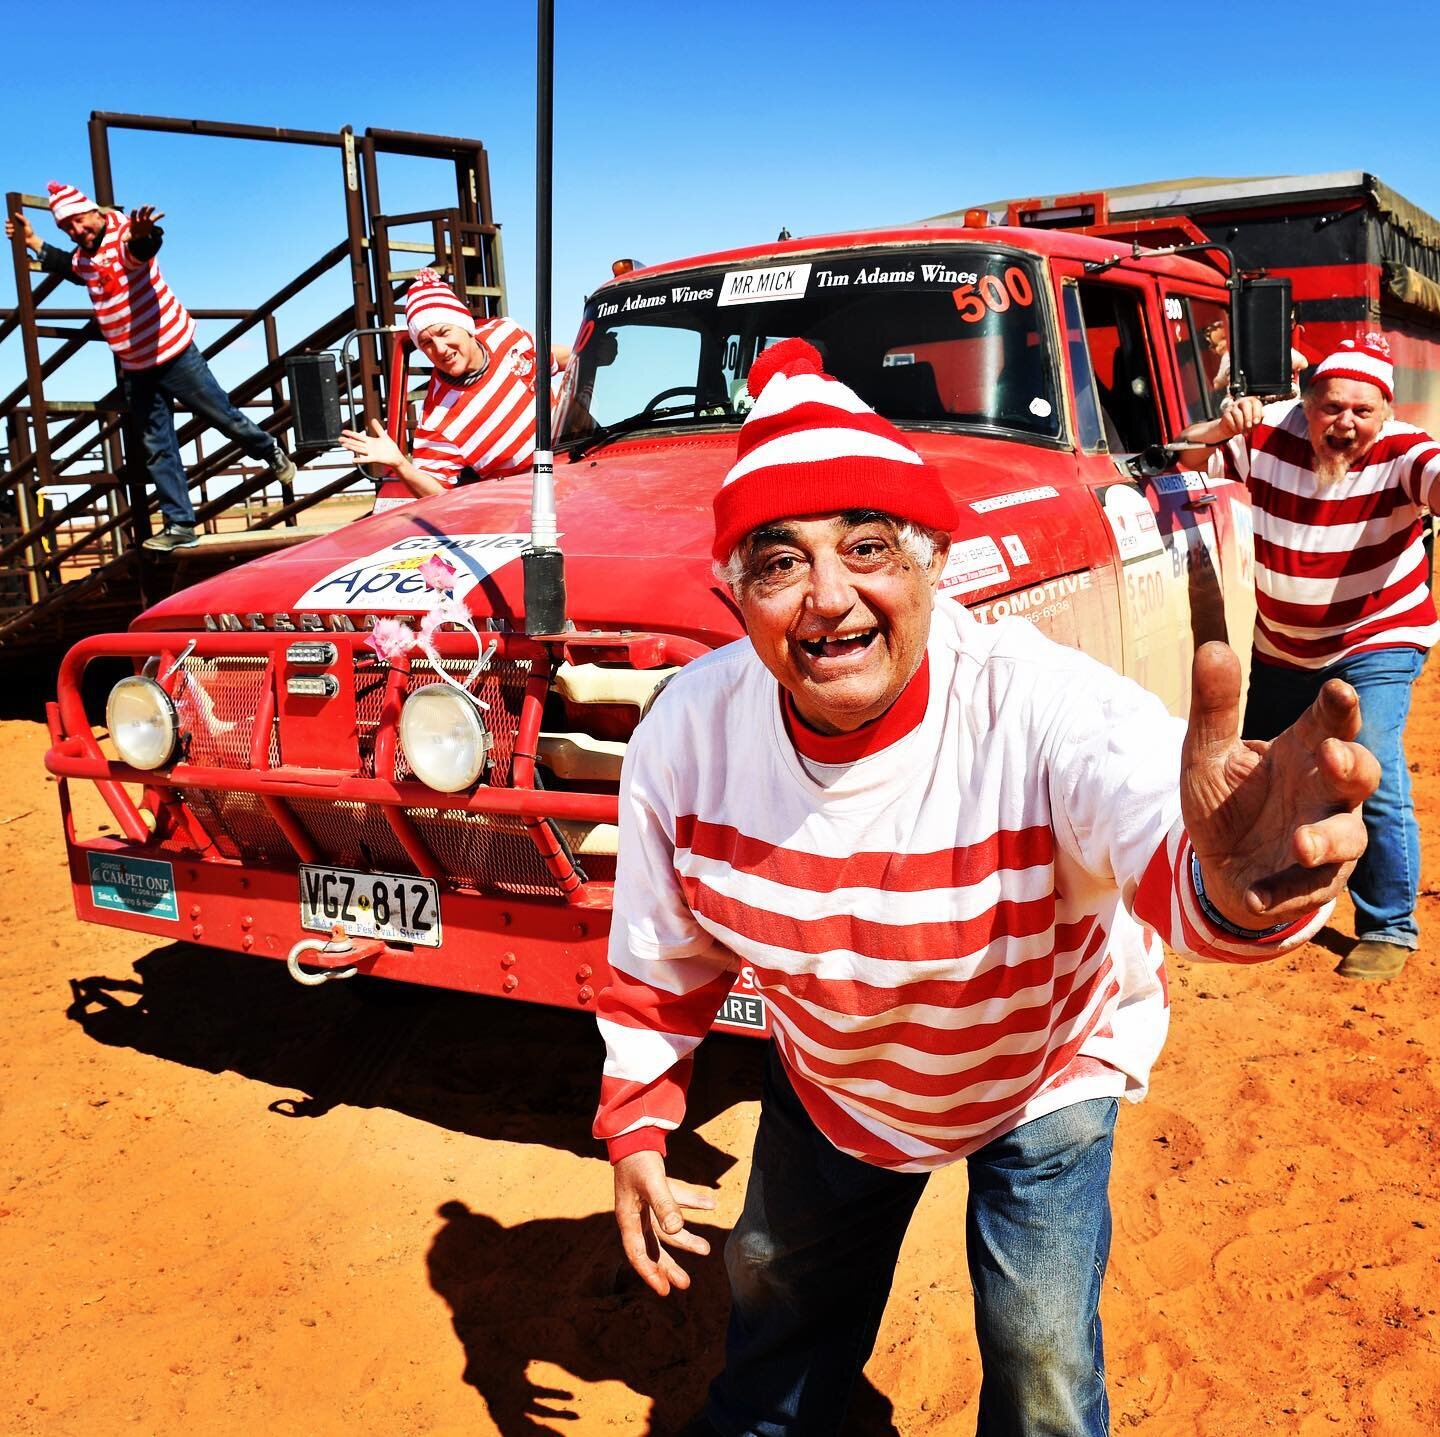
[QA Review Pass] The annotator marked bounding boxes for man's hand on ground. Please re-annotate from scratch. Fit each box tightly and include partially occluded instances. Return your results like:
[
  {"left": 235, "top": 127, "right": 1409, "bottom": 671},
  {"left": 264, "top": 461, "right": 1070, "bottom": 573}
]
[
  {"left": 613, "top": 1150, "right": 715, "bottom": 1297},
  {"left": 1180, "top": 641, "right": 1378, "bottom": 931},
  {"left": 128, "top": 205, "right": 165, "bottom": 239}
]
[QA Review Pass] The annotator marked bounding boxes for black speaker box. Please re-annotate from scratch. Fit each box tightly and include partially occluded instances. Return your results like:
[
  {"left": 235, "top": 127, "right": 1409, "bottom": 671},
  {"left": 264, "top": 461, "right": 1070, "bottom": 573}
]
[{"left": 285, "top": 353, "right": 343, "bottom": 450}]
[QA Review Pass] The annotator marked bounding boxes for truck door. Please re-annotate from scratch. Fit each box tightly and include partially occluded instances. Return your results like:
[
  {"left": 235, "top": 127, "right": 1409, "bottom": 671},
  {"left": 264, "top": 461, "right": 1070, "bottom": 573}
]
[
  {"left": 1052, "top": 261, "right": 1226, "bottom": 717},
  {"left": 1160, "top": 287, "right": 1258, "bottom": 695}
]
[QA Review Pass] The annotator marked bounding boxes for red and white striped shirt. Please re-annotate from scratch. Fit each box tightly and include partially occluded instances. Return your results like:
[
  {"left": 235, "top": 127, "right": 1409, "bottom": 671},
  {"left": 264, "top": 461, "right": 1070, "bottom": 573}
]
[
  {"left": 594, "top": 601, "right": 1326, "bottom": 1173},
  {"left": 1225, "top": 400, "right": 1440, "bottom": 670},
  {"left": 411, "top": 318, "right": 556, "bottom": 485},
  {"left": 71, "top": 212, "right": 195, "bottom": 371}
]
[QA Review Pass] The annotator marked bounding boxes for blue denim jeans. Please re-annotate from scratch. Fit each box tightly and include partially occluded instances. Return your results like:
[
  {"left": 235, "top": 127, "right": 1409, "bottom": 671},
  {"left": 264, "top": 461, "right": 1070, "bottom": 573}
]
[
  {"left": 1243, "top": 648, "right": 1426, "bottom": 948},
  {"left": 122, "top": 342, "right": 279, "bottom": 528},
  {"left": 705, "top": 1045, "right": 1117, "bottom": 1436}
]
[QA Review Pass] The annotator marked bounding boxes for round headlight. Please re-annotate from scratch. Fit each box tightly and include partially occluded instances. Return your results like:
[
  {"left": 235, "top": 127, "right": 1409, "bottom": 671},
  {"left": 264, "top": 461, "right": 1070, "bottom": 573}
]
[
  {"left": 399, "top": 685, "right": 490, "bottom": 792},
  {"left": 106, "top": 676, "right": 179, "bottom": 770}
]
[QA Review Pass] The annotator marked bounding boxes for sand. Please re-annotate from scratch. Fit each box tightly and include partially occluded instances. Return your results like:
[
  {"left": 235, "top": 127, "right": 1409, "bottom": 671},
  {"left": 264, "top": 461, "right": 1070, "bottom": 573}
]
[{"left": 1, "top": 662, "right": 1437, "bottom": 1435}]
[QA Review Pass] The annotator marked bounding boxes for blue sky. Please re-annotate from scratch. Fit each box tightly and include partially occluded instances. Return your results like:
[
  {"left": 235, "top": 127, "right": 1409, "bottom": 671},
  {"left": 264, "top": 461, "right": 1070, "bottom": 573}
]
[{"left": 4, "top": 0, "right": 1440, "bottom": 400}]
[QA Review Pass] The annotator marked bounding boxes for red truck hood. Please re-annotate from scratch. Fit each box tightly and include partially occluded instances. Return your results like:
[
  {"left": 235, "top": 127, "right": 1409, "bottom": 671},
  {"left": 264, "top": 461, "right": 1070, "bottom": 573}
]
[
  {"left": 134, "top": 433, "right": 745, "bottom": 644},
  {"left": 134, "top": 427, "right": 1066, "bottom": 643}
]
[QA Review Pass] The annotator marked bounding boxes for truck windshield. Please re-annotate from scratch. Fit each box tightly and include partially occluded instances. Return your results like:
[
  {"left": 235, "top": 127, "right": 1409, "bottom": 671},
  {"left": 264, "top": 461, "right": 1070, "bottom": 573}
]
[{"left": 554, "top": 247, "right": 1060, "bottom": 451}]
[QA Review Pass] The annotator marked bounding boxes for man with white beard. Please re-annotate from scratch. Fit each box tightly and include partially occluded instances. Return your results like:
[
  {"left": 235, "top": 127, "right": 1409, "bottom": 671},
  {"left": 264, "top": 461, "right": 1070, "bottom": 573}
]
[{"left": 1181, "top": 335, "right": 1440, "bottom": 980}]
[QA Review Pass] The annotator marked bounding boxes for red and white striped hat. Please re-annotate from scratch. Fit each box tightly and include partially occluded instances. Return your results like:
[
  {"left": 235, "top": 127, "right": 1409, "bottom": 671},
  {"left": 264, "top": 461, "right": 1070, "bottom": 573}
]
[
  {"left": 404, "top": 269, "right": 476, "bottom": 345},
  {"left": 712, "top": 338, "right": 958, "bottom": 562},
  {"left": 47, "top": 181, "right": 97, "bottom": 225},
  {"left": 1310, "top": 332, "right": 1393, "bottom": 402}
]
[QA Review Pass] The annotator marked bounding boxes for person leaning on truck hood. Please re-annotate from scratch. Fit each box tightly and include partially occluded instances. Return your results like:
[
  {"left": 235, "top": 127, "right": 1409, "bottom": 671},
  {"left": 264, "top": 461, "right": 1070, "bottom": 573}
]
[
  {"left": 338, "top": 268, "right": 559, "bottom": 497},
  {"left": 1180, "top": 334, "right": 1438, "bottom": 983},
  {"left": 592, "top": 338, "right": 1378, "bottom": 1437}
]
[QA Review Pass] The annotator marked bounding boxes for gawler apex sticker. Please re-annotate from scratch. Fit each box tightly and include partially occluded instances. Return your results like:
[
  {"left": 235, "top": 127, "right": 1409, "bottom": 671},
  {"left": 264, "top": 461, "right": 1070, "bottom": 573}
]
[
  {"left": 292, "top": 533, "right": 531, "bottom": 611},
  {"left": 717, "top": 263, "right": 812, "bottom": 307}
]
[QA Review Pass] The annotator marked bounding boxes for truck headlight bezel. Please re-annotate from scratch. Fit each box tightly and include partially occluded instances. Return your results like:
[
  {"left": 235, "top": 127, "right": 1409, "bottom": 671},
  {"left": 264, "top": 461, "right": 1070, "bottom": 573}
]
[
  {"left": 398, "top": 685, "right": 491, "bottom": 792},
  {"left": 106, "top": 675, "right": 180, "bottom": 771}
]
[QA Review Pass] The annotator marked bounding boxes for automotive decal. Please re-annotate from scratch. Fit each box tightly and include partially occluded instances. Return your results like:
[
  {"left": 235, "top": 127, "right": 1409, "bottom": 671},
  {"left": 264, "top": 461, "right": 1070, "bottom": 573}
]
[
  {"left": 717, "top": 263, "right": 812, "bottom": 306},
  {"left": 971, "top": 485, "right": 1059, "bottom": 513},
  {"left": 292, "top": 533, "right": 531, "bottom": 611},
  {"left": 938, "top": 535, "right": 1010, "bottom": 598},
  {"left": 969, "top": 571, "right": 1093, "bottom": 624},
  {"left": 87, "top": 854, "right": 179, "bottom": 922}
]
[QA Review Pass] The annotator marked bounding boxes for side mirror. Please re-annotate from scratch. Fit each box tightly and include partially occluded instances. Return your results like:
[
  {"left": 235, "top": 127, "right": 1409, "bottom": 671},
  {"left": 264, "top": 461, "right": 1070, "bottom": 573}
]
[
  {"left": 285, "top": 353, "right": 343, "bottom": 450},
  {"left": 1232, "top": 277, "right": 1293, "bottom": 397}
]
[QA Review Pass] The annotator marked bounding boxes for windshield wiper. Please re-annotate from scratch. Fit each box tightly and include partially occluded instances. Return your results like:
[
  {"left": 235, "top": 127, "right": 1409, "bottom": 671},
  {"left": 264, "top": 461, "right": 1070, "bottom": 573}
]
[{"left": 559, "top": 397, "right": 726, "bottom": 461}]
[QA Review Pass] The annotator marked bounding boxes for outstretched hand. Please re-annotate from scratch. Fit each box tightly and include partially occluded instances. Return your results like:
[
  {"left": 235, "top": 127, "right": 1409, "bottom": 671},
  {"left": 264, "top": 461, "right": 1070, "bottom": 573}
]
[
  {"left": 128, "top": 205, "right": 165, "bottom": 238},
  {"left": 613, "top": 1150, "right": 715, "bottom": 1297},
  {"left": 339, "top": 417, "right": 405, "bottom": 469},
  {"left": 1181, "top": 642, "right": 1378, "bottom": 930}
]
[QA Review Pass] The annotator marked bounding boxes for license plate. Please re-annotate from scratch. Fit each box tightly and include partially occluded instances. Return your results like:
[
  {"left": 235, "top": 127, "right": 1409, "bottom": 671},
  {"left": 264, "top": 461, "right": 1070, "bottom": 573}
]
[{"left": 298, "top": 865, "right": 442, "bottom": 948}]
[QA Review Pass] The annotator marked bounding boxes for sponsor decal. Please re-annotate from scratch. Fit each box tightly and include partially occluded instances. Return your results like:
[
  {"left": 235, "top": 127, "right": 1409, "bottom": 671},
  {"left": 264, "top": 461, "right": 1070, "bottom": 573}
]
[
  {"left": 938, "top": 535, "right": 1010, "bottom": 598},
  {"left": 717, "top": 263, "right": 812, "bottom": 307},
  {"left": 87, "top": 853, "right": 179, "bottom": 921},
  {"left": 1001, "top": 534, "right": 1031, "bottom": 567},
  {"left": 292, "top": 533, "right": 531, "bottom": 612},
  {"left": 715, "top": 992, "right": 767, "bottom": 1031},
  {"left": 1101, "top": 485, "right": 1165, "bottom": 561},
  {"left": 970, "top": 485, "right": 1059, "bottom": 513},
  {"left": 1152, "top": 471, "right": 1206, "bottom": 494},
  {"left": 596, "top": 290, "right": 670, "bottom": 318}
]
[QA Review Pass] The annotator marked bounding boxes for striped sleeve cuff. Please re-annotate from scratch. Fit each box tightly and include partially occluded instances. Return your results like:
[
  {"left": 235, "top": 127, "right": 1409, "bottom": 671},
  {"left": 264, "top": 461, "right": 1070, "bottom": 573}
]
[{"left": 1136, "top": 822, "right": 1330, "bottom": 963}]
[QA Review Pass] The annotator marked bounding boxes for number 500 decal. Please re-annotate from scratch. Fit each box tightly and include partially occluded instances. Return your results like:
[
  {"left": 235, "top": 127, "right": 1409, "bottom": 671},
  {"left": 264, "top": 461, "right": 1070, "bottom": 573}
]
[{"left": 952, "top": 266, "right": 1034, "bottom": 323}]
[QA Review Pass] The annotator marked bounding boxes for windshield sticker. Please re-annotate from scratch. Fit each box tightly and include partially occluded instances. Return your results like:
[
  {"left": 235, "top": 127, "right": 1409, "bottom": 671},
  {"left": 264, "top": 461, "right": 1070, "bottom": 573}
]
[
  {"left": 1001, "top": 534, "right": 1031, "bottom": 567},
  {"left": 596, "top": 291, "right": 668, "bottom": 318},
  {"left": 292, "top": 533, "right": 531, "bottom": 611},
  {"left": 938, "top": 535, "right": 1010, "bottom": 598},
  {"left": 971, "top": 486, "right": 1059, "bottom": 513},
  {"left": 1029, "top": 397, "right": 1052, "bottom": 419},
  {"left": 717, "top": 263, "right": 812, "bottom": 307},
  {"left": 953, "top": 266, "right": 1035, "bottom": 323},
  {"left": 87, "top": 853, "right": 178, "bottom": 921}
]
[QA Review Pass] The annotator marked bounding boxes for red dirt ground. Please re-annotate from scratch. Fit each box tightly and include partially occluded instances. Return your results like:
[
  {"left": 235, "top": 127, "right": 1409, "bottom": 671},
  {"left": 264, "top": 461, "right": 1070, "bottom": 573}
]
[{"left": 2, "top": 664, "right": 1438, "bottom": 1436}]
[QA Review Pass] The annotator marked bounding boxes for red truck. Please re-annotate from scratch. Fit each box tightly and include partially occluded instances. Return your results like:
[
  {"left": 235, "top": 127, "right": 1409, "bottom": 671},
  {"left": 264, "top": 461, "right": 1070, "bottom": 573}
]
[{"left": 45, "top": 217, "right": 1297, "bottom": 1035}]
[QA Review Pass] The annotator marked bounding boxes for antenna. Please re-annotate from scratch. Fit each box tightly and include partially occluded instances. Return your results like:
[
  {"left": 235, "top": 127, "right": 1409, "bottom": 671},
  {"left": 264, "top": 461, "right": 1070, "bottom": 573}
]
[{"left": 523, "top": 0, "right": 567, "bottom": 635}]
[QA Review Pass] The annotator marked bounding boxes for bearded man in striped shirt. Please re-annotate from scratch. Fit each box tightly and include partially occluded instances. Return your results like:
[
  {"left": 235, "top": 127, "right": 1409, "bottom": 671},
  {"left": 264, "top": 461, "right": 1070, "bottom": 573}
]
[
  {"left": 594, "top": 338, "right": 1377, "bottom": 1437},
  {"left": 6, "top": 183, "right": 296, "bottom": 552},
  {"left": 1180, "top": 335, "right": 1436, "bottom": 982},
  {"left": 339, "top": 269, "right": 556, "bottom": 496}
]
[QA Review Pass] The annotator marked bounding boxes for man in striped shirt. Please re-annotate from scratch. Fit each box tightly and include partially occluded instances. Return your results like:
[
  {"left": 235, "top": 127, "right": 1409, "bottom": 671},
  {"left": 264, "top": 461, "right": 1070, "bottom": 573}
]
[
  {"left": 1180, "top": 335, "right": 1436, "bottom": 982},
  {"left": 7, "top": 182, "right": 296, "bottom": 552},
  {"left": 596, "top": 339, "right": 1377, "bottom": 1436},
  {"left": 339, "top": 269, "right": 554, "bottom": 496}
]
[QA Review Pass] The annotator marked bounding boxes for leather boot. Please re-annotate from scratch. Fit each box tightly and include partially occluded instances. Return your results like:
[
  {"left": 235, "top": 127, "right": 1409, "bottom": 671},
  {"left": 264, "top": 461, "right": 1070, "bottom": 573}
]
[{"left": 1336, "top": 940, "right": 1410, "bottom": 981}]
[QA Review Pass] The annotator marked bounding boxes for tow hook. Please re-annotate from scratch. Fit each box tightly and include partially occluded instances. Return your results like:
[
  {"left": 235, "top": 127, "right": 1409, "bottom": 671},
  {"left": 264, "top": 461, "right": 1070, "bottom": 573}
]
[{"left": 285, "top": 927, "right": 383, "bottom": 986}]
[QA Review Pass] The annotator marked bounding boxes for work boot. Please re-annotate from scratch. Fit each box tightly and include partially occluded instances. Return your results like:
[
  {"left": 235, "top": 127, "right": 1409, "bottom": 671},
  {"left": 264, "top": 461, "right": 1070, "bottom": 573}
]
[
  {"left": 1336, "top": 940, "right": 1410, "bottom": 981},
  {"left": 268, "top": 446, "right": 298, "bottom": 484},
  {"left": 142, "top": 524, "right": 200, "bottom": 553}
]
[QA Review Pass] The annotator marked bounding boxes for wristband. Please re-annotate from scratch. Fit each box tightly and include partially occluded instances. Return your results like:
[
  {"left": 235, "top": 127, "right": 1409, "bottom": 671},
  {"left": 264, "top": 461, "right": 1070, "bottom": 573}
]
[{"left": 1190, "top": 851, "right": 1291, "bottom": 940}]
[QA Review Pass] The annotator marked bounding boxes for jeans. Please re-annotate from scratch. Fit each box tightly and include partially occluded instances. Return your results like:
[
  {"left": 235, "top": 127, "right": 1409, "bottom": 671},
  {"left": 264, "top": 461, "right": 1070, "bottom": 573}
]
[
  {"left": 705, "top": 1045, "right": 1117, "bottom": 1436},
  {"left": 1244, "top": 648, "right": 1426, "bottom": 948},
  {"left": 122, "top": 342, "right": 279, "bottom": 528}
]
